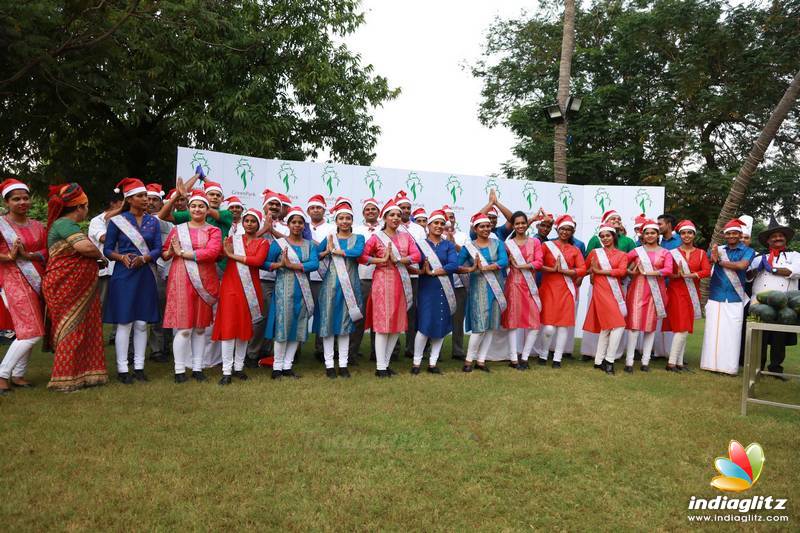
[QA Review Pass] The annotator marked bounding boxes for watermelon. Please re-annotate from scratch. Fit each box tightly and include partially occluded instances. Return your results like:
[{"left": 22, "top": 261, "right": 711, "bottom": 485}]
[
  {"left": 789, "top": 295, "right": 800, "bottom": 314},
  {"left": 756, "top": 290, "right": 788, "bottom": 309},
  {"left": 777, "top": 307, "right": 798, "bottom": 325},
  {"left": 786, "top": 289, "right": 800, "bottom": 301},
  {"left": 749, "top": 304, "right": 778, "bottom": 323}
]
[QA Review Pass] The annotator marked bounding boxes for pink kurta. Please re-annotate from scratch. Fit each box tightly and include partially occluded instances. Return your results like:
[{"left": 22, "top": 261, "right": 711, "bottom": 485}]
[
  {"left": 583, "top": 248, "right": 628, "bottom": 333},
  {"left": 162, "top": 224, "right": 222, "bottom": 329},
  {"left": 502, "top": 237, "right": 543, "bottom": 329},
  {"left": 359, "top": 231, "right": 421, "bottom": 334},
  {"left": 624, "top": 247, "right": 673, "bottom": 332},
  {"left": 0, "top": 217, "right": 47, "bottom": 339},
  {"left": 539, "top": 240, "right": 586, "bottom": 326}
]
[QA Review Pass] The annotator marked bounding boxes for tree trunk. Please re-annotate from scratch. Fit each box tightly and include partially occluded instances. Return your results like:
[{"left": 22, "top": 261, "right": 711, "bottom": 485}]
[{"left": 553, "top": 0, "right": 576, "bottom": 184}]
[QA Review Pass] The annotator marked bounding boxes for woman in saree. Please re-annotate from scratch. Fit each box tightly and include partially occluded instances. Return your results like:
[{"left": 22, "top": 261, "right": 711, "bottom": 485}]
[{"left": 42, "top": 183, "right": 108, "bottom": 392}]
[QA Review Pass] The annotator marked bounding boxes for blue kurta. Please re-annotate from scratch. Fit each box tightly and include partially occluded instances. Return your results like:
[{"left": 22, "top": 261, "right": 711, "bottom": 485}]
[
  {"left": 102, "top": 211, "right": 162, "bottom": 324},
  {"left": 417, "top": 238, "right": 458, "bottom": 338},
  {"left": 707, "top": 243, "right": 755, "bottom": 303},
  {"left": 313, "top": 234, "right": 365, "bottom": 337},
  {"left": 458, "top": 239, "right": 508, "bottom": 333},
  {"left": 263, "top": 239, "right": 319, "bottom": 342}
]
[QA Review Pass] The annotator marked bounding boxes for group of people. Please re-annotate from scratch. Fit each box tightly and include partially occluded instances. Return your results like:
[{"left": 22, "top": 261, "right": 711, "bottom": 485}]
[{"left": 0, "top": 172, "right": 797, "bottom": 393}]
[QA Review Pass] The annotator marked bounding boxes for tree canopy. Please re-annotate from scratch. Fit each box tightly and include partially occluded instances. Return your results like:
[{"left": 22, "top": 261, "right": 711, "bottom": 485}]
[
  {"left": 0, "top": 0, "right": 398, "bottom": 199},
  {"left": 472, "top": 0, "right": 800, "bottom": 239}
]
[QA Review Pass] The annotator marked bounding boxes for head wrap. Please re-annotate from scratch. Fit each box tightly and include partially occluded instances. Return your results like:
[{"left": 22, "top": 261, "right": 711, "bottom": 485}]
[{"left": 46, "top": 183, "right": 88, "bottom": 230}]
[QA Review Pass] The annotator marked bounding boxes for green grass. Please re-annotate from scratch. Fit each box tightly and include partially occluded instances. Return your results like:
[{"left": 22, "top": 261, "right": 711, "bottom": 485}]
[{"left": 1, "top": 320, "right": 798, "bottom": 531}]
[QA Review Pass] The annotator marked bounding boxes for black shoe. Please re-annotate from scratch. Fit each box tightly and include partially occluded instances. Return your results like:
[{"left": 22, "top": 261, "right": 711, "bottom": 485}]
[
  {"left": 133, "top": 369, "right": 148, "bottom": 382},
  {"left": 326, "top": 368, "right": 337, "bottom": 379},
  {"left": 640, "top": 365, "right": 649, "bottom": 372},
  {"left": 192, "top": 371, "right": 207, "bottom": 382},
  {"left": 174, "top": 373, "right": 188, "bottom": 384},
  {"left": 552, "top": 361, "right": 561, "bottom": 369},
  {"left": 593, "top": 363, "right": 602, "bottom": 370},
  {"left": 244, "top": 358, "right": 260, "bottom": 369},
  {"left": 281, "top": 369, "right": 300, "bottom": 379},
  {"left": 537, "top": 358, "right": 547, "bottom": 366},
  {"left": 339, "top": 367, "right": 351, "bottom": 378},
  {"left": 376, "top": 369, "right": 389, "bottom": 378},
  {"left": 271, "top": 370, "right": 282, "bottom": 380},
  {"left": 218, "top": 375, "right": 232, "bottom": 386},
  {"left": 769, "top": 373, "right": 789, "bottom": 382},
  {"left": 149, "top": 353, "right": 169, "bottom": 363},
  {"left": 509, "top": 362, "right": 519, "bottom": 369},
  {"left": 582, "top": 355, "right": 593, "bottom": 362},
  {"left": 427, "top": 366, "right": 442, "bottom": 375},
  {"left": 410, "top": 367, "right": 421, "bottom": 375},
  {"left": 475, "top": 364, "right": 490, "bottom": 373},
  {"left": 665, "top": 365, "right": 679, "bottom": 373},
  {"left": 604, "top": 362, "right": 615, "bottom": 375},
  {"left": 386, "top": 367, "right": 397, "bottom": 376},
  {"left": 233, "top": 370, "right": 248, "bottom": 381},
  {"left": 624, "top": 365, "right": 633, "bottom": 373},
  {"left": 462, "top": 364, "right": 473, "bottom": 373},
  {"left": 117, "top": 372, "right": 134, "bottom": 385},
  {"left": 519, "top": 361, "right": 530, "bottom": 370}
]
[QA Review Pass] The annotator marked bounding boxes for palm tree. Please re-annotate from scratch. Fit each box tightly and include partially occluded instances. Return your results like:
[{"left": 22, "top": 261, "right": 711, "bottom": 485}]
[{"left": 554, "top": 0, "right": 576, "bottom": 184}]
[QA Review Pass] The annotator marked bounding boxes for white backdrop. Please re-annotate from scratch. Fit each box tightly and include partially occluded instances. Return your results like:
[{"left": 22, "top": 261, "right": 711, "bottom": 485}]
[{"left": 176, "top": 146, "right": 665, "bottom": 337}]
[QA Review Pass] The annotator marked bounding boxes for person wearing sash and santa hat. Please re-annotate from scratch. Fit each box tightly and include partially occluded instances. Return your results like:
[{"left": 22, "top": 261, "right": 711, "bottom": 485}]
[
  {"left": 662, "top": 220, "right": 710, "bottom": 372},
  {"left": 413, "top": 209, "right": 458, "bottom": 374},
  {"left": 349, "top": 198, "right": 381, "bottom": 362},
  {"left": 0, "top": 179, "right": 47, "bottom": 393},
  {"left": 442, "top": 204, "right": 470, "bottom": 361},
  {"left": 146, "top": 183, "right": 173, "bottom": 364},
  {"left": 537, "top": 214, "right": 586, "bottom": 368},
  {"left": 225, "top": 196, "right": 245, "bottom": 236},
  {"left": 623, "top": 219, "right": 673, "bottom": 372},
  {"left": 501, "top": 211, "right": 543, "bottom": 370},
  {"left": 262, "top": 206, "right": 319, "bottom": 379},
  {"left": 314, "top": 200, "right": 365, "bottom": 378},
  {"left": 394, "top": 190, "right": 426, "bottom": 361},
  {"left": 457, "top": 212, "right": 509, "bottom": 372},
  {"left": 306, "top": 194, "right": 335, "bottom": 360},
  {"left": 582, "top": 225, "right": 629, "bottom": 374},
  {"left": 161, "top": 190, "right": 222, "bottom": 383},
  {"left": 412, "top": 208, "right": 428, "bottom": 232},
  {"left": 632, "top": 214, "right": 646, "bottom": 245},
  {"left": 102, "top": 178, "right": 162, "bottom": 384},
  {"left": 747, "top": 217, "right": 800, "bottom": 377},
  {"left": 213, "top": 209, "right": 269, "bottom": 385},
  {"left": 159, "top": 171, "right": 233, "bottom": 241},
  {"left": 359, "top": 199, "right": 421, "bottom": 378}
]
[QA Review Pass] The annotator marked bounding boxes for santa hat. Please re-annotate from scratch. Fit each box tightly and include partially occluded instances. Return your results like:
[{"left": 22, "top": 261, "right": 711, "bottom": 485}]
[
  {"left": 555, "top": 214, "right": 576, "bottom": 229},
  {"left": 203, "top": 181, "right": 223, "bottom": 195},
  {"left": 487, "top": 206, "right": 500, "bottom": 217},
  {"left": 0, "top": 178, "right": 29, "bottom": 198},
  {"left": 394, "top": 190, "right": 412, "bottom": 206},
  {"left": 261, "top": 188, "right": 281, "bottom": 206},
  {"left": 597, "top": 225, "right": 617, "bottom": 235},
  {"left": 536, "top": 209, "right": 554, "bottom": 222},
  {"left": 441, "top": 204, "right": 455, "bottom": 215},
  {"left": 225, "top": 195, "right": 243, "bottom": 208},
  {"left": 278, "top": 193, "right": 291, "bottom": 206},
  {"left": 114, "top": 177, "right": 147, "bottom": 198},
  {"left": 285, "top": 205, "right": 307, "bottom": 223},
  {"left": 633, "top": 214, "right": 647, "bottom": 230},
  {"left": 471, "top": 212, "right": 490, "bottom": 227},
  {"left": 362, "top": 198, "right": 379, "bottom": 210},
  {"left": 146, "top": 183, "right": 165, "bottom": 198},
  {"left": 601, "top": 209, "right": 621, "bottom": 224},
  {"left": 675, "top": 220, "right": 697, "bottom": 234},
  {"left": 242, "top": 208, "right": 264, "bottom": 228},
  {"left": 307, "top": 194, "right": 326, "bottom": 209},
  {"left": 333, "top": 201, "right": 354, "bottom": 218},
  {"left": 334, "top": 196, "right": 353, "bottom": 209},
  {"left": 188, "top": 189, "right": 210, "bottom": 206},
  {"left": 380, "top": 198, "right": 401, "bottom": 219},
  {"left": 738, "top": 215, "right": 753, "bottom": 237},
  {"left": 641, "top": 218, "right": 659, "bottom": 232},
  {"left": 723, "top": 218, "right": 745, "bottom": 234},
  {"left": 412, "top": 208, "right": 427, "bottom": 220},
  {"left": 428, "top": 209, "right": 447, "bottom": 224}
]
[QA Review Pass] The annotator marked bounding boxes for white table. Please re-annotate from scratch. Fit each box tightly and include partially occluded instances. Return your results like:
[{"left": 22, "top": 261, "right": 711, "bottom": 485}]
[{"left": 741, "top": 321, "right": 800, "bottom": 415}]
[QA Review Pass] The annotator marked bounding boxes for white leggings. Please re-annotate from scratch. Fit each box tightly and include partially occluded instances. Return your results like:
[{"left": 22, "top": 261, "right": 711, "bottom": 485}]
[
  {"left": 626, "top": 330, "right": 655, "bottom": 367},
  {"left": 509, "top": 329, "right": 538, "bottom": 362},
  {"left": 466, "top": 331, "right": 494, "bottom": 363},
  {"left": 413, "top": 333, "right": 445, "bottom": 367},
  {"left": 374, "top": 333, "right": 400, "bottom": 371},
  {"left": 322, "top": 335, "right": 350, "bottom": 369},
  {"left": 221, "top": 338, "right": 248, "bottom": 375},
  {"left": 539, "top": 326, "right": 569, "bottom": 362},
  {"left": 273, "top": 341, "right": 299, "bottom": 372},
  {"left": 115, "top": 321, "right": 148, "bottom": 373},
  {"left": 595, "top": 327, "right": 625, "bottom": 365},
  {"left": 0, "top": 336, "right": 40, "bottom": 379},
  {"left": 668, "top": 331, "right": 689, "bottom": 366},
  {"left": 173, "top": 328, "right": 206, "bottom": 373}
]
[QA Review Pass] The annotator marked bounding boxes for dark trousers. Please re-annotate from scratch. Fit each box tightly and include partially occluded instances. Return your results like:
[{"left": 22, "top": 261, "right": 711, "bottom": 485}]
[
  {"left": 760, "top": 332, "right": 792, "bottom": 373},
  {"left": 148, "top": 275, "right": 171, "bottom": 356},
  {"left": 451, "top": 286, "right": 467, "bottom": 358},
  {"left": 349, "top": 279, "right": 375, "bottom": 359},
  {"left": 310, "top": 280, "right": 323, "bottom": 357},
  {"left": 247, "top": 279, "right": 275, "bottom": 361},
  {"left": 403, "top": 277, "right": 420, "bottom": 357}
]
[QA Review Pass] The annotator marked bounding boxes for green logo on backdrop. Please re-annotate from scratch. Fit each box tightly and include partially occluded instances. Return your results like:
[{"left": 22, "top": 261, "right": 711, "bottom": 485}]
[
  {"left": 364, "top": 169, "right": 382, "bottom": 197},
  {"left": 484, "top": 178, "right": 501, "bottom": 196},
  {"left": 635, "top": 188, "right": 653, "bottom": 214},
  {"left": 559, "top": 185, "right": 574, "bottom": 212},
  {"left": 236, "top": 158, "right": 254, "bottom": 189},
  {"left": 278, "top": 162, "right": 297, "bottom": 193},
  {"left": 406, "top": 172, "right": 423, "bottom": 200},
  {"left": 594, "top": 187, "right": 611, "bottom": 213},
  {"left": 321, "top": 165, "right": 340, "bottom": 195},
  {"left": 522, "top": 182, "right": 538, "bottom": 210},
  {"left": 446, "top": 176, "right": 463, "bottom": 203},
  {"left": 191, "top": 152, "right": 210, "bottom": 177}
]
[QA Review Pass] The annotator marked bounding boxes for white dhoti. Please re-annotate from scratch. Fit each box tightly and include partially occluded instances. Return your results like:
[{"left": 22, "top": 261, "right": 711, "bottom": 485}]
[
  {"left": 485, "top": 329, "right": 515, "bottom": 361},
  {"left": 581, "top": 332, "right": 598, "bottom": 356},
  {"left": 700, "top": 300, "right": 744, "bottom": 375}
]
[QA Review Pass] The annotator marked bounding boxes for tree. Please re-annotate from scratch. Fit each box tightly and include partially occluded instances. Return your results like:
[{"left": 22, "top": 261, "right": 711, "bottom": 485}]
[
  {"left": 554, "top": 0, "right": 576, "bottom": 183},
  {"left": 0, "top": 1, "right": 398, "bottom": 199}
]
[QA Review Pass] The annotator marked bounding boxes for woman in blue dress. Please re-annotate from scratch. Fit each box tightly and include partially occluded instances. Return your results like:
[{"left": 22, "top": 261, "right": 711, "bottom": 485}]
[
  {"left": 314, "top": 200, "right": 365, "bottom": 379},
  {"left": 457, "top": 212, "right": 508, "bottom": 373},
  {"left": 103, "top": 178, "right": 162, "bottom": 384},
  {"left": 412, "top": 209, "right": 458, "bottom": 374},
  {"left": 262, "top": 206, "right": 319, "bottom": 380}
]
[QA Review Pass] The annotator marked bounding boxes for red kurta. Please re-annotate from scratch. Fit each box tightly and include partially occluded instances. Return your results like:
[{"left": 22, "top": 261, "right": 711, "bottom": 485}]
[
  {"left": 212, "top": 236, "right": 269, "bottom": 341},
  {"left": 624, "top": 247, "right": 673, "bottom": 332},
  {"left": 539, "top": 240, "right": 586, "bottom": 327},
  {"left": 663, "top": 247, "right": 711, "bottom": 333},
  {"left": 502, "top": 237, "right": 543, "bottom": 329},
  {"left": 582, "top": 248, "right": 629, "bottom": 333},
  {"left": 0, "top": 217, "right": 47, "bottom": 339}
]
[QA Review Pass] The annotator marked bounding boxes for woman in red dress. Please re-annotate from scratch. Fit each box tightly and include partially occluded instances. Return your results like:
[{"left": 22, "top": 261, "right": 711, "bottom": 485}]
[
  {"left": 663, "top": 220, "right": 711, "bottom": 372},
  {"left": 583, "top": 225, "right": 629, "bottom": 374},
  {"left": 212, "top": 209, "right": 268, "bottom": 385}
]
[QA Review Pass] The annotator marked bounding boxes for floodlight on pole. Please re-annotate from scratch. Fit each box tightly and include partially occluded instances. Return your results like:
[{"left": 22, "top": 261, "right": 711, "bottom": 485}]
[
  {"left": 542, "top": 103, "right": 564, "bottom": 123},
  {"left": 566, "top": 96, "right": 582, "bottom": 114}
]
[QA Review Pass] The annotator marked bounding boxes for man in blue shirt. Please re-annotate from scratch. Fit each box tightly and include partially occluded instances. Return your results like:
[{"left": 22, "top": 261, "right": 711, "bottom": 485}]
[
  {"left": 658, "top": 213, "right": 681, "bottom": 250},
  {"left": 700, "top": 219, "right": 755, "bottom": 375}
]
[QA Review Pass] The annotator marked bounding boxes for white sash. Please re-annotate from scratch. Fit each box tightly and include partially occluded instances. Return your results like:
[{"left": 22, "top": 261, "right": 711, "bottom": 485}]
[
  {"left": 595, "top": 248, "right": 627, "bottom": 318},
  {"left": 277, "top": 238, "right": 315, "bottom": 315},
  {"left": 464, "top": 241, "right": 507, "bottom": 312},
  {"left": 110, "top": 214, "right": 158, "bottom": 280},
  {"left": 634, "top": 247, "right": 667, "bottom": 318},
  {"left": 670, "top": 248, "right": 701, "bottom": 319},
  {"left": 717, "top": 246, "right": 747, "bottom": 302},
  {"left": 233, "top": 233, "right": 262, "bottom": 322},
  {"left": 0, "top": 216, "right": 41, "bottom": 294},
  {"left": 330, "top": 235, "right": 364, "bottom": 322},
  {"left": 505, "top": 239, "right": 541, "bottom": 311},
  {"left": 176, "top": 223, "right": 217, "bottom": 306},
  {"left": 375, "top": 231, "right": 413, "bottom": 310},
  {"left": 416, "top": 238, "right": 457, "bottom": 315},
  {"left": 543, "top": 240, "right": 576, "bottom": 301}
]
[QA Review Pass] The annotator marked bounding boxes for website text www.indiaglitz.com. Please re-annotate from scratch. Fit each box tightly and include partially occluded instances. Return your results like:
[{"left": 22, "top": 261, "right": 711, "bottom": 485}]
[{"left": 687, "top": 514, "right": 789, "bottom": 523}]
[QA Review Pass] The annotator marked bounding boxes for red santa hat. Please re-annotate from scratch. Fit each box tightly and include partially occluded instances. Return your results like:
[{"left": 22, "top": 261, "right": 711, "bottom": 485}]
[
  {"left": 146, "top": 183, "right": 165, "bottom": 198},
  {"left": 285, "top": 205, "right": 307, "bottom": 223},
  {"left": 0, "top": 178, "right": 29, "bottom": 198},
  {"left": 441, "top": 204, "right": 455, "bottom": 215},
  {"left": 723, "top": 218, "right": 745, "bottom": 234},
  {"left": 242, "top": 208, "right": 264, "bottom": 228},
  {"left": 555, "top": 214, "right": 576, "bottom": 229},
  {"left": 225, "top": 195, "right": 243, "bottom": 208},
  {"left": 333, "top": 201, "right": 354, "bottom": 218},
  {"left": 487, "top": 206, "right": 500, "bottom": 217},
  {"left": 601, "top": 209, "right": 621, "bottom": 224},
  {"left": 307, "top": 194, "right": 326, "bottom": 209},
  {"left": 394, "top": 190, "right": 412, "bottom": 206},
  {"left": 597, "top": 225, "right": 617, "bottom": 235},
  {"left": 428, "top": 209, "right": 447, "bottom": 224},
  {"left": 188, "top": 189, "right": 210, "bottom": 206},
  {"left": 633, "top": 214, "right": 647, "bottom": 230},
  {"left": 261, "top": 188, "right": 281, "bottom": 206},
  {"left": 166, "top": 188, "right": 179, "bottom": 201},
  {"left": 278, "top": 193, "right": 292, "bottom": 206},
  {"left": 471, "top": 212, "right": 491, "bottom": 227},
  {"left": 114, "top": 177, "right": 147, "bottom": 198},
  {"left": 380, "top": 198, "right": 401, "bottom": 219},
  {"left": 203, "top": 181, "right": 223, "bottom": 195},
  {"left": 412, "top": 208, "right": 427, "bottom": 220},
  {"left": 641, "top": 218, "right": 659, "bottom": 232},
  {"left": 675, "top": 219, "right": 697, "bottom": 234},
  {"left": 334, "top": 196, "right": 353, "bottom": 209},
  {"left": 362, "top": 198, "right": 379, "bottom": 210}
]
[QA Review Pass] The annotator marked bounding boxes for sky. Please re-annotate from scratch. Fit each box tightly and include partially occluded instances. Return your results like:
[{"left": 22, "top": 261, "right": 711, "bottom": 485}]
[{"left": 343, "top": 1, "right": 534, "bottom": 177}]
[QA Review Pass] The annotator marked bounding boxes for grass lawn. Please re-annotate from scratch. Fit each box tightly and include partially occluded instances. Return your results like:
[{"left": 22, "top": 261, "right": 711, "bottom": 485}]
[{"left": 1, "top": 320, "right": 798, "bottom": 531}]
